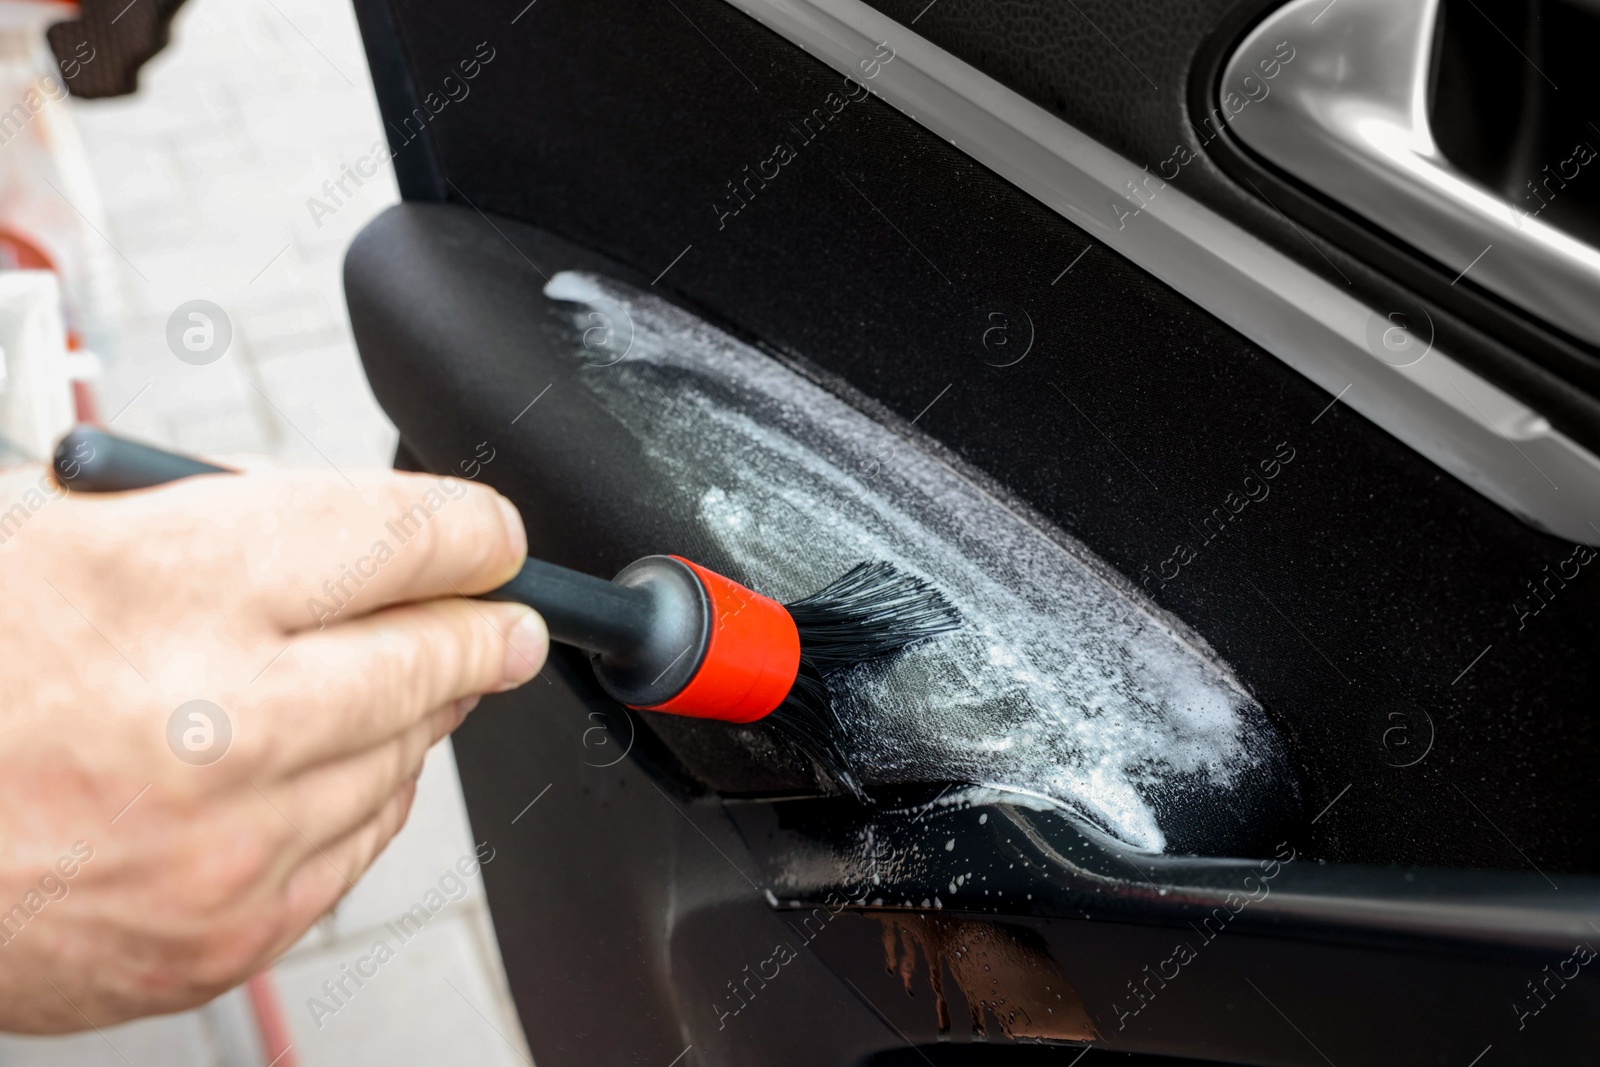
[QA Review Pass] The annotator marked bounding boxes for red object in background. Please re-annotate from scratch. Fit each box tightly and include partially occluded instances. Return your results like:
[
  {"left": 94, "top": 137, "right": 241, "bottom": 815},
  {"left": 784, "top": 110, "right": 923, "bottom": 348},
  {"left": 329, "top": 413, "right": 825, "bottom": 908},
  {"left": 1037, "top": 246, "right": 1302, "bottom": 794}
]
[
  {"left": 0, "top": 226, "right": 55, "bottom": 272},
  {"left": 64, "top": 328, "right": 99, "bottom": 423},
  {"left": 69, "top": 378, "right": 97, "bottom": 423},
  {"left": 244, "top": 972, "right": 300, "bottom": 1067}
]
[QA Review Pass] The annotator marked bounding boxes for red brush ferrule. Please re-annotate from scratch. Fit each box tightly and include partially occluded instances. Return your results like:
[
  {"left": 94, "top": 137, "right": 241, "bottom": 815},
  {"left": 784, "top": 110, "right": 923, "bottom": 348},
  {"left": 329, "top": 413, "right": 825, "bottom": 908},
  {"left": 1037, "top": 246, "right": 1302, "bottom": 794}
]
[{"left": 634, "top": 557, "right": 800, "bottom": 723}]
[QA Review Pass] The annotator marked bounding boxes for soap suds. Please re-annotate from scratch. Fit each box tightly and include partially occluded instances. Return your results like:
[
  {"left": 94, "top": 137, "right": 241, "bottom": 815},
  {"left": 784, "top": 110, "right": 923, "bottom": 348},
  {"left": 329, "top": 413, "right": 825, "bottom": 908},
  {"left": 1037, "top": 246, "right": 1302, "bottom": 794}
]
[{"left": 545, "top": 271, "right": 1281, "bottom": 853}]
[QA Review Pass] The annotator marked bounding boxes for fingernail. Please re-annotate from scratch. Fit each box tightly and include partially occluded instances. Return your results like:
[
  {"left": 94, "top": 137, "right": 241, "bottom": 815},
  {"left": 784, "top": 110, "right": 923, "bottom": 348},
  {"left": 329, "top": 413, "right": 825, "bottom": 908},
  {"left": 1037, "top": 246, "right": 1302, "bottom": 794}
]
[
  {"left": 455, "top": 695, "right": 481, "bottom": 725},
  {"left": 496, "top": 495, "right": 527, "bottom": 566},
  {"left": 501, "top": 609, "right": 547, "bottom": 689}
]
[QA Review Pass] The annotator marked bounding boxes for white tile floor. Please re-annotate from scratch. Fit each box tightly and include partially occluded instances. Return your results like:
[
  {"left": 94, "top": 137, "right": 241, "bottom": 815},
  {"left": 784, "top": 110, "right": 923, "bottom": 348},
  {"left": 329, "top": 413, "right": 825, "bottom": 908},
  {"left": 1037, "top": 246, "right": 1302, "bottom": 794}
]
[{"left": 0, "top": 1, "right": 532, "bottom": 1063}]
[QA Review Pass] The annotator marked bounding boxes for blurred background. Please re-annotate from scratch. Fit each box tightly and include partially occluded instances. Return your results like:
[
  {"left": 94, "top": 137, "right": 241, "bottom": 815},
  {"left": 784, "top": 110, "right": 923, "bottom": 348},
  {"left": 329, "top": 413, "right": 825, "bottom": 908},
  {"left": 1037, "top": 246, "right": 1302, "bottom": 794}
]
[{"left": 0, "top": 0, "right": 530, "bottom": 1063}]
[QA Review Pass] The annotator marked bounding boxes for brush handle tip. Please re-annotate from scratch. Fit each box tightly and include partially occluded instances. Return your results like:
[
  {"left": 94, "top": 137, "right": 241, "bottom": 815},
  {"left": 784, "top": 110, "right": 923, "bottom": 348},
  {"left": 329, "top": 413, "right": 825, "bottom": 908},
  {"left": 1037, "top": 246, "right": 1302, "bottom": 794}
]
[{"left": 53, "top": 425, "right": 230, "bottom": 493}]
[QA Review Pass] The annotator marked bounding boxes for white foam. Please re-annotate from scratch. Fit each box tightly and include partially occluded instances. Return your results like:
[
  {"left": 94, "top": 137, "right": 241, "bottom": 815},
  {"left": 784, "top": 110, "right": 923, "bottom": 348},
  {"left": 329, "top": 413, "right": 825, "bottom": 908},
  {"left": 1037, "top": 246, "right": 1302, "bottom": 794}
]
[{"left": 545, "top": 271, "right": 1277, "bottom": 853}]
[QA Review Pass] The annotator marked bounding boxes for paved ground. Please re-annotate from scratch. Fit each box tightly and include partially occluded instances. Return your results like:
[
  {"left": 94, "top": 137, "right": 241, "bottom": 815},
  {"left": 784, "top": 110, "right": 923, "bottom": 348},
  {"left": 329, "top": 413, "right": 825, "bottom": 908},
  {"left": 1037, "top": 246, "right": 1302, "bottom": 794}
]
[{"left": 0, "top": 0, "right": 532, "bottom": 1063}]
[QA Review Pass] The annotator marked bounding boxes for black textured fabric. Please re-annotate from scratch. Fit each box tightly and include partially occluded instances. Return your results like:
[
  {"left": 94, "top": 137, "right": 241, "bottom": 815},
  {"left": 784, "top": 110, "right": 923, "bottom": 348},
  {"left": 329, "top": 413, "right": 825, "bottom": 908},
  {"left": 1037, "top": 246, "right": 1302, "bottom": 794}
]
[
  {"left": 859, "top": 0, "right": 1600, "bottom": 453},
  {"left": 364, "top": 0, "right": 1599, "bottom": 872},
  {"left": 359, "top": 205, "right": 1304, "bottom": 858},
  {"left": 866, "top": 0, "right": 1237, "bottom": 177}
]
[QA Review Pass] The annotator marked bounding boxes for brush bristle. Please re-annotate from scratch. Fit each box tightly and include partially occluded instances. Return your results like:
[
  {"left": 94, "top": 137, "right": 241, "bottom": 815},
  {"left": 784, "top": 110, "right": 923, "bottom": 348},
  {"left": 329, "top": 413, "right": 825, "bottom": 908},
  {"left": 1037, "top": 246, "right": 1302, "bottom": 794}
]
[
  {"left": 785, "top": 561, "right": 964, "bottom": 671},
  {"left": 768, "top": 562, "right": 962, "bottom": 801}
]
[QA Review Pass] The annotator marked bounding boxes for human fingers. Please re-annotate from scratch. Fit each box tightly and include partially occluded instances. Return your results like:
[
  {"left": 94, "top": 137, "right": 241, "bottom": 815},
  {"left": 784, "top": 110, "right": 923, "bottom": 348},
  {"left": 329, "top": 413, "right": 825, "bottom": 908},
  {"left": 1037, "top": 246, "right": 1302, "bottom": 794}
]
[
  {"left": 250, "top": 698, "right": 467, "bottom": 854},
  {"left": 266, "top": 779, "right": 422, "bottom": 960},
  {"left": 171, "top": 778, "right": 424, "bottom": 999},
  {"left": 243, "top": 598, "right": 543, "bottom": 775},
  {"left": 55, "top": 467, "right": 527, "bottom": 631}
]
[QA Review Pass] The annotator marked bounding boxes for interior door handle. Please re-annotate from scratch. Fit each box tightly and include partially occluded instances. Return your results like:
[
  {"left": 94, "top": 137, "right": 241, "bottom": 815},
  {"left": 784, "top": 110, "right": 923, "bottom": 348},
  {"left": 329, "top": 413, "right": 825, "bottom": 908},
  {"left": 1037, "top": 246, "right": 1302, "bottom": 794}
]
[{"left": 1221, "top": 0, "right": 1600, "bottom": 348}]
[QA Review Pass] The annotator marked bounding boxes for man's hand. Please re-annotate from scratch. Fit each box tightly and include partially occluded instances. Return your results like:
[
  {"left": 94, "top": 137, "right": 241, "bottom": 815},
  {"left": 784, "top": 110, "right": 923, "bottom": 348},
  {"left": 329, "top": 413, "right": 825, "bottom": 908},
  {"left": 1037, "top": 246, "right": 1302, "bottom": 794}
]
[{"left": 0, "top": 463, "right": 546, "bottom": 1031}]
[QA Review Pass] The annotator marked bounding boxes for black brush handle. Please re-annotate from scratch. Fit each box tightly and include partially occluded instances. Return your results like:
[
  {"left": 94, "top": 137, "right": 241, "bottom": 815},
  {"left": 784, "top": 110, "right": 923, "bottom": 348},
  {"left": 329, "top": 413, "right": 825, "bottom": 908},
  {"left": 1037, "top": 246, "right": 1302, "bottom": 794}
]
[
  {"left": 49, "top": 426, "right": 655, "bottom": 658},
  {"left": 54, "top": 425, "right": 230, "bottom": 489},
  {"left": 484, "top": 558, "right": 654, "bottom": 657}
]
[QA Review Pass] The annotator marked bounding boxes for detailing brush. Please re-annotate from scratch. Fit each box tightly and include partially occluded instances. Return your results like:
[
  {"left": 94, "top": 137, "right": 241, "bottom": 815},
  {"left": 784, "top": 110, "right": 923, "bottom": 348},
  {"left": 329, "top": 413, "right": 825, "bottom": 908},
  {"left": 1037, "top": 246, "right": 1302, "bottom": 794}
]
[{"left": 52, "top": 426, "right": 961, "bottom": 799}]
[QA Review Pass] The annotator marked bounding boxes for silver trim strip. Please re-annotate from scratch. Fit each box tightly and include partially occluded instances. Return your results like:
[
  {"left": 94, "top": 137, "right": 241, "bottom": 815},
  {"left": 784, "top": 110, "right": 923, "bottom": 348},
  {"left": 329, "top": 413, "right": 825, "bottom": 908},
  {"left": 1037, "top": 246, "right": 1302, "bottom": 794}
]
[
  {"left": 719, "top": 0, "right": 1600, "bottom": 544},
  {"left": 1225, "top": 0, "right": 1600, "bottom": 350}
]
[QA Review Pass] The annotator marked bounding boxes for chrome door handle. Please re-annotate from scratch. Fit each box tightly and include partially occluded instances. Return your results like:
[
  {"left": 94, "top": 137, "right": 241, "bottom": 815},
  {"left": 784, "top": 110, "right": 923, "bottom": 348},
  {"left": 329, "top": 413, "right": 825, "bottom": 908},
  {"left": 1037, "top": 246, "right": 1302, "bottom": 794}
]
[{"left": 1222, "top": 0, "right": 1600, "bottom": 347}]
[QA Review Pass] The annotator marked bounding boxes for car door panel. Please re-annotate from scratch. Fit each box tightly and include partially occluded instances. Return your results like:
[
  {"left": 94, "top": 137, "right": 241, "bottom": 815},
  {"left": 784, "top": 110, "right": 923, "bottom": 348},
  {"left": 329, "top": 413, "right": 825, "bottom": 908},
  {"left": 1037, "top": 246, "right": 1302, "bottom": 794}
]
[{"left": 342, "top": 0, "right": 1600, "bottom": 1062}]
